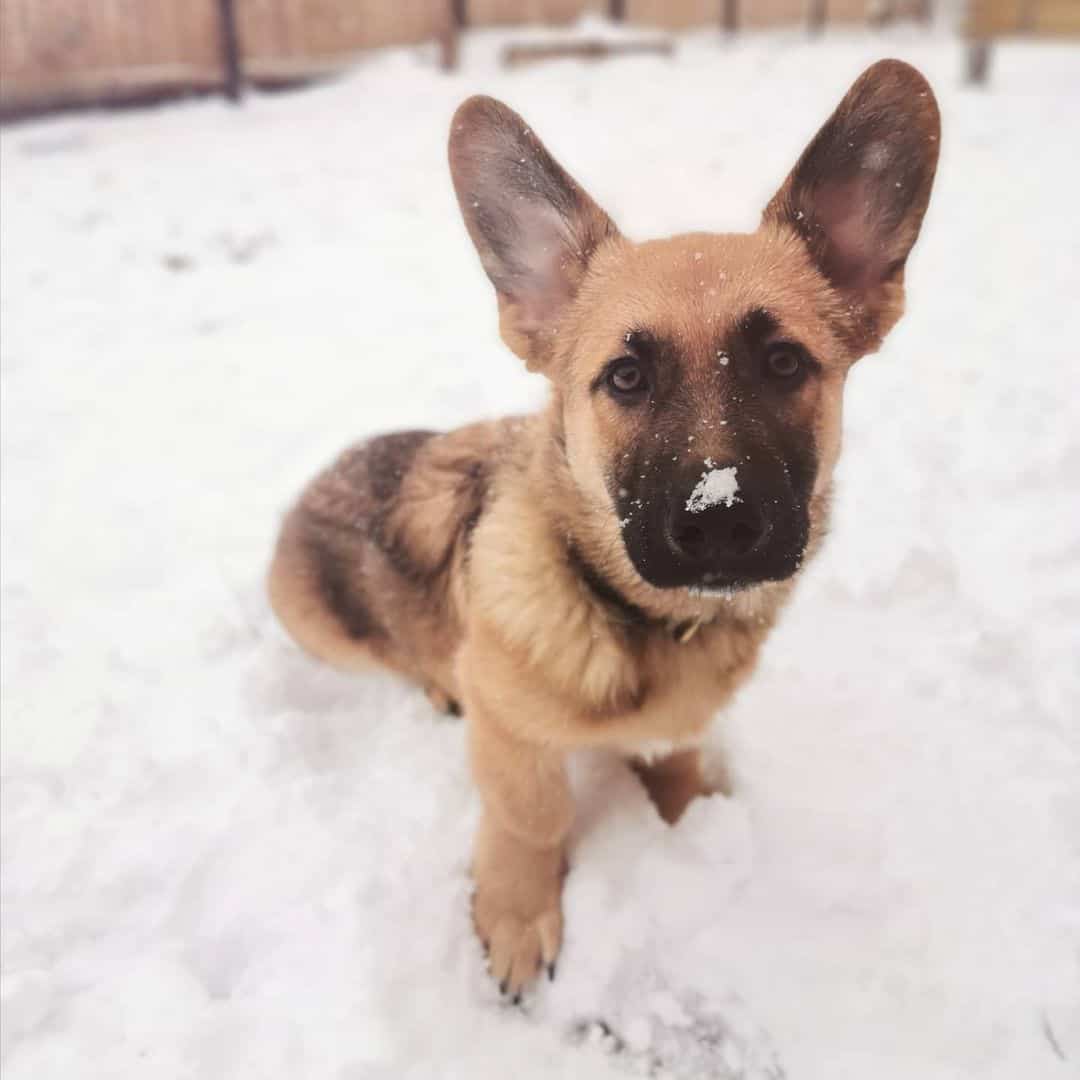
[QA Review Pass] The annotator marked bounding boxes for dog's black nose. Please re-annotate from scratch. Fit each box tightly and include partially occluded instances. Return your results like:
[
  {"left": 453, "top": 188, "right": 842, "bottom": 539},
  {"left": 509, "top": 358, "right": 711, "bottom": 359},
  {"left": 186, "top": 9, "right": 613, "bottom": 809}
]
[
  {"left": 668, "top": 500, "right": 768, "bottom": 562},
  {"left": 667, "top": 465, "right": 770, "bottom": 565}
]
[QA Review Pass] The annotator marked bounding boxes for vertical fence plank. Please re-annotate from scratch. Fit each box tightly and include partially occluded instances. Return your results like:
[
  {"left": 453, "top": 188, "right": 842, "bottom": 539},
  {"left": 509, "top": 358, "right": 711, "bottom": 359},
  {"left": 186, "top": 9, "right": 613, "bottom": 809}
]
[
  {"left": 625, "top": 0, "right": 718, "bottom": 29},
  {"left": 742, "top": 0, "right": 805, "bottom": 28},
  {"left": 0, "top": 0, "right": 224, "bottom": 114}
]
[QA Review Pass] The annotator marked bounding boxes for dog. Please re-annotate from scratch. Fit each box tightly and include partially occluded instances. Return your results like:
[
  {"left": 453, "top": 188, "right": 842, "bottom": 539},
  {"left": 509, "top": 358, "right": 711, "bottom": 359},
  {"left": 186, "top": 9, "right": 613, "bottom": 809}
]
[{"left": 268, "top": 59, "right": 940, "bottom": 998}]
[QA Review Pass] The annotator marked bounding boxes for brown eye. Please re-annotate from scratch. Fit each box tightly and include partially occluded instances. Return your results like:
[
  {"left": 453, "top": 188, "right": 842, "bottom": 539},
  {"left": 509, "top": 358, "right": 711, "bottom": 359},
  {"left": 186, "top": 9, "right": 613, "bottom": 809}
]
[
  {"left": 764, "top": 343, "right": 804, "bottom": 380},
  {"left": 607, "top": 358, "right": 646, "bottom": 396}
]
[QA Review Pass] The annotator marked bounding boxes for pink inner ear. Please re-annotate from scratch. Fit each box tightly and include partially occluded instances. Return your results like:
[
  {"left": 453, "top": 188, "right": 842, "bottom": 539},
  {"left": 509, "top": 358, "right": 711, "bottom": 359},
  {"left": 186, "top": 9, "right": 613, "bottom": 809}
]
[
  {"left": 500, "top": 200, "right": 580, "bottom": 333},
  {"left": 814, "top": 176, "right": 885, "bottom": 295}
]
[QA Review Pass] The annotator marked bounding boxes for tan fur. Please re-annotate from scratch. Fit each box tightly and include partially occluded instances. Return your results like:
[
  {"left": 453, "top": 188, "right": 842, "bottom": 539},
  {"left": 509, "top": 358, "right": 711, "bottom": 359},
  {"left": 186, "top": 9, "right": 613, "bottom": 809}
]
[{"left": 269, "top": 61, "right": 940, "bottom": 995}]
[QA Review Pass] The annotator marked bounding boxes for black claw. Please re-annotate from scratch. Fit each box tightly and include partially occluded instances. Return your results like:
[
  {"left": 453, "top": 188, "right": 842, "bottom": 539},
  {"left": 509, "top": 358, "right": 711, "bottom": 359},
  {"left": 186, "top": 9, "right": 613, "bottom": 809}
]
[
  {"left": 499, "top": 978, "right": 509, "bottom": 996},
  {"left": 547, "top": 962, "right": 557, "bottom": 982},
  {"left": 446, "top": 699, "right": 462, "bottom": 718},
  {"left": 511, "top": 992, "right": 522, "bottom": 1006}
]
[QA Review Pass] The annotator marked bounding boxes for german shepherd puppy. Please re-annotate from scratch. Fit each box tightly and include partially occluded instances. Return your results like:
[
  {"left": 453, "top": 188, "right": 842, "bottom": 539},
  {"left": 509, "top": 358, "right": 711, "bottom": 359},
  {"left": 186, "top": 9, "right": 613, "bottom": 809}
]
[{"left": 269, "top": 60, "right": 939, "bottom": 996}]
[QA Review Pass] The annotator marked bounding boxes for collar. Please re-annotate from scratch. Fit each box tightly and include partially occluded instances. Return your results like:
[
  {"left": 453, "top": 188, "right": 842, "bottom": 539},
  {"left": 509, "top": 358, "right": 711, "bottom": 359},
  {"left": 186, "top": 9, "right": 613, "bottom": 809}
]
[{"left": 566, "top": 543, "right": 706, "bottom": 644}]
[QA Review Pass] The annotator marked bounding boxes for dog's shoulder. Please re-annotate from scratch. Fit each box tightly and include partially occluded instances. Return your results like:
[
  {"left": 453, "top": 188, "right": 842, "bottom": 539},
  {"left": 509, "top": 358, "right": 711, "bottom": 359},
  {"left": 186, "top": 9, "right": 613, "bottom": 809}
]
[
  {"left": 466, "top": 460, "right": 644, "bottom": 716},
  {"left": 381, "top": 417, "right": 514, "bottom": 572}
]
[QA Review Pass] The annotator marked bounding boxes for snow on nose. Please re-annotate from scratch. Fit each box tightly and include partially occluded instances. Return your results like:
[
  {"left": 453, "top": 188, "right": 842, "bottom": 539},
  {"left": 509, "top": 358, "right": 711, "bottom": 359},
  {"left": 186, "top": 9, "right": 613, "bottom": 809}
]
[{"left": 685, "top": 460, "right": 740, "bottom": 514}]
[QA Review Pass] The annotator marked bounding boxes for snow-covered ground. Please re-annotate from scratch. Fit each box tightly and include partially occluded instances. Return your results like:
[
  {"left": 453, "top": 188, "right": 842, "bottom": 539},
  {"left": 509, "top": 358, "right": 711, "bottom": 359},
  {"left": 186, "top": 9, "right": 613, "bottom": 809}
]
[{"left": 3, "top": 20, "right": 1079, "bottom": 1080}]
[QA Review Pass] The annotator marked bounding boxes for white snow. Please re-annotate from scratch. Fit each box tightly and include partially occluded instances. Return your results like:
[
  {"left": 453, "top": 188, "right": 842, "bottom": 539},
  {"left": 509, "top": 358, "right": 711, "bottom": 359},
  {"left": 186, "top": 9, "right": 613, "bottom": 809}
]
[
  {"left": 3, "top": 21, "right": 1080, "bottom": 1080},
  {"left": 687, "top": 465, "right": 740, "bottom": 513}
]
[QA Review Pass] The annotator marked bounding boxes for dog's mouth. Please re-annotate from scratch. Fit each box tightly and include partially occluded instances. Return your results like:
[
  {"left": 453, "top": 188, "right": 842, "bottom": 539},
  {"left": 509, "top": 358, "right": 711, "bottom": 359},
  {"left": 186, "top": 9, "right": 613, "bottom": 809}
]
[
  {"left": 685, "top": 572, "right": 773, "bottom": 598},
  {"left": 629, "top": 548, "right": 806, "bottom": 593}
]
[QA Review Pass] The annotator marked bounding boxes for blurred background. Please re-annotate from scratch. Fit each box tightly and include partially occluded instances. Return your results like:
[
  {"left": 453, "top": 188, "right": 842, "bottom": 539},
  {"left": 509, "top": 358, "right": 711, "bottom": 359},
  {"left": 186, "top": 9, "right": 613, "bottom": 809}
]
[
  {"left": 2, "top": 0, "right": 1078, "bottom": 116},
  {"left": 2, "top": 4, "right": 1079, "bottom": 1080}
]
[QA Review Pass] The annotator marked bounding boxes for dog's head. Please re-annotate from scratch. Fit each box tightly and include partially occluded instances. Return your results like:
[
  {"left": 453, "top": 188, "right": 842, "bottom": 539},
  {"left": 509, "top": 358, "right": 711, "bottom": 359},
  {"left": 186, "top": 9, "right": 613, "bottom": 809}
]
[{"left": 449, "top": 61, "right": 939, "bottom": 594}]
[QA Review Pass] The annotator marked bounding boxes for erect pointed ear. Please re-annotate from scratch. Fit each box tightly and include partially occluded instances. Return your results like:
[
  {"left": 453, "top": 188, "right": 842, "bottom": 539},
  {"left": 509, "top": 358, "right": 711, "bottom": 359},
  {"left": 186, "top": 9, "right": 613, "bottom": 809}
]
[
  {"left": 449, "top": 96, "right": 621, "bottom": 371},
  {"left": 763, "top": 59, "right": 940, "bottom": 352}
]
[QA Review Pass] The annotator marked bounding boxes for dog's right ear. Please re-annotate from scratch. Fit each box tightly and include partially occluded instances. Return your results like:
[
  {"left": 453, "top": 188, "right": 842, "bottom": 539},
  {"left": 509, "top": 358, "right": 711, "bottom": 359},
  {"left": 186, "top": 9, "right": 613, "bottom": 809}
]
[
  {"left": 763, "top": 60, "right": 940, "bottom": 353},
  {"left": 449, "top": 96, "right": 620, "bottom": 371}
]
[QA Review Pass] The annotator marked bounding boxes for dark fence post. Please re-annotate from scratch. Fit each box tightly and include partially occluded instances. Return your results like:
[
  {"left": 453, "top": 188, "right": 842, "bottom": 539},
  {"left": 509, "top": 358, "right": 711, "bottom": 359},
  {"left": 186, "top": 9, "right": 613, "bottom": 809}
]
[
  {"left": 609, "top": 0, "right": 626, "bottom": 20},
  {"left": 440, "top": 0, "right": 461, "bottom": 71},
  {"left": 807, "top": 0, "right": 826, "bottom": 34},
  {"left": 721, "top": 0, "right": 738, "bottom": 33},
  {"left": 218, "top": 0, "right": 243, "bottom": 102},
  {"left": 967, "top": 40, "right": 991, "bottom": 83}
]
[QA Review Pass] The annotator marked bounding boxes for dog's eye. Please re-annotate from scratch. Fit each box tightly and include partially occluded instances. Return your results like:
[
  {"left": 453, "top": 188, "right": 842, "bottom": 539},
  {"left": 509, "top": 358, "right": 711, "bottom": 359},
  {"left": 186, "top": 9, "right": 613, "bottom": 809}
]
[
  {"left": 607, "top": 358, "right": 647, "bottom": 396},
  {"left": 764, "top": 343, "right": 804, "bottom": 380}
]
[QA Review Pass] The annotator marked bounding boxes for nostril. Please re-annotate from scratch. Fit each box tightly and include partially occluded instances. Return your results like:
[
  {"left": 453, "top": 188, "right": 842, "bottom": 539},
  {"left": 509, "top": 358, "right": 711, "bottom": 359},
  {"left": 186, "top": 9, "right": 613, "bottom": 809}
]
[
  {"left": 668, "top": 499, "right": 770, "bottom": 564},
  {"left": 727, "top": 520, "right": 761, "bottom": 555}
]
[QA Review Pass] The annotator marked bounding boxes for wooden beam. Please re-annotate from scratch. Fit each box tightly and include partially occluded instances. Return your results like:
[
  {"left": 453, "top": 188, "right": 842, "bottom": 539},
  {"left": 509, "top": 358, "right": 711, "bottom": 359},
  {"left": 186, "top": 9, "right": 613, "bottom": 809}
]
[{"left": 503, "top": 39, "right": 674, "bottom": 69}]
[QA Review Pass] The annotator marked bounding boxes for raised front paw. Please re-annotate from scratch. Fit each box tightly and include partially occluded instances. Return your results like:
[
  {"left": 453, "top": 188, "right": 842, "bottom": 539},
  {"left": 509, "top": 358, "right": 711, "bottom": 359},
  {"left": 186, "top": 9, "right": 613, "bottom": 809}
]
[{"left": 472, "top": 823, "right": 566, "bottom": 998}]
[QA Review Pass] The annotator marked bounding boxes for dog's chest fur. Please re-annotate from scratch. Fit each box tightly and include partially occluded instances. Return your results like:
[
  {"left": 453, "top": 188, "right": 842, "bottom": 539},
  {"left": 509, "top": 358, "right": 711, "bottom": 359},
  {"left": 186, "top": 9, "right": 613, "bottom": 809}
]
[{"left": 461, "top": 422, "right": 795, "bottom": 752}]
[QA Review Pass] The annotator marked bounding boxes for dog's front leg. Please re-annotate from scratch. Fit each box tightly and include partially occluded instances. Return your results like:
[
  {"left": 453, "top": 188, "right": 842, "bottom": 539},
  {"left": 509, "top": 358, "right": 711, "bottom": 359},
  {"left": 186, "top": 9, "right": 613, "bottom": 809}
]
[{"left": 467, "top": 699, "right": 572, "bottom": 997}]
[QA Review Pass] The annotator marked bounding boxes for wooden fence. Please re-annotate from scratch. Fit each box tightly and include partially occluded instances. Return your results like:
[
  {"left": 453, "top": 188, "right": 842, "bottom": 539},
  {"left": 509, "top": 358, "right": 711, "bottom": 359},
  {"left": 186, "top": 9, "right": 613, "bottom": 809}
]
[
  {"left": 1, "top": 0, "right": 225, "bottom": 110},
  {"left": 965, "top": 0, "right": 1080, "bottom": 80},
  {"left": 238, "top": 0, "right": 445, "bottom": 81},
  {"left": 623, "top": 0, "right": 928, "bottom": 27},
  {"left": 1, "top": 0, "right": 936, "bottom": 116},
  {"left": 968, "top": 0, "right": 1080, "bottom": 35}
]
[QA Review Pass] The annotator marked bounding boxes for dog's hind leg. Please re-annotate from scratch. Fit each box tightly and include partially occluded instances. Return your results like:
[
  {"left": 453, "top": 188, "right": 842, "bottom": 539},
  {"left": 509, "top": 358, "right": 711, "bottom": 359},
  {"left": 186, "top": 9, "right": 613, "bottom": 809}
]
[
  {"left": 268, "top": 509, "right": 388, "bottom": 675},
  {"left": 425, "top": 685, "right": 463, "bottom": 717},
  {"left": 632, "top": 749, "right": 716, "bottom": 825}
]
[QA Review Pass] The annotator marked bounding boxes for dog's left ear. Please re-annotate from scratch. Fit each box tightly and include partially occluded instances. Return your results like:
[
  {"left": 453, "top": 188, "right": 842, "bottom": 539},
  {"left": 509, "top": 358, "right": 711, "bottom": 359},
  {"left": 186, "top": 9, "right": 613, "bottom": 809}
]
[
  {"left": 764, "top": 59, "right": 940, "bottom": 351},
  {"left": 449, "top": 96, "right": 621, "bottom": 371}
]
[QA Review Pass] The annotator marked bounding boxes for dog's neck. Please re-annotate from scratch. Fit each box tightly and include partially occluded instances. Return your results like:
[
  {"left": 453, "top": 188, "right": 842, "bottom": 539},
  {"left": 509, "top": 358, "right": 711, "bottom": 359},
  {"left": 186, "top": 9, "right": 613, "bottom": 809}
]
[{"left": 565, "top": 541, "right": 708, "bottom": 643}]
